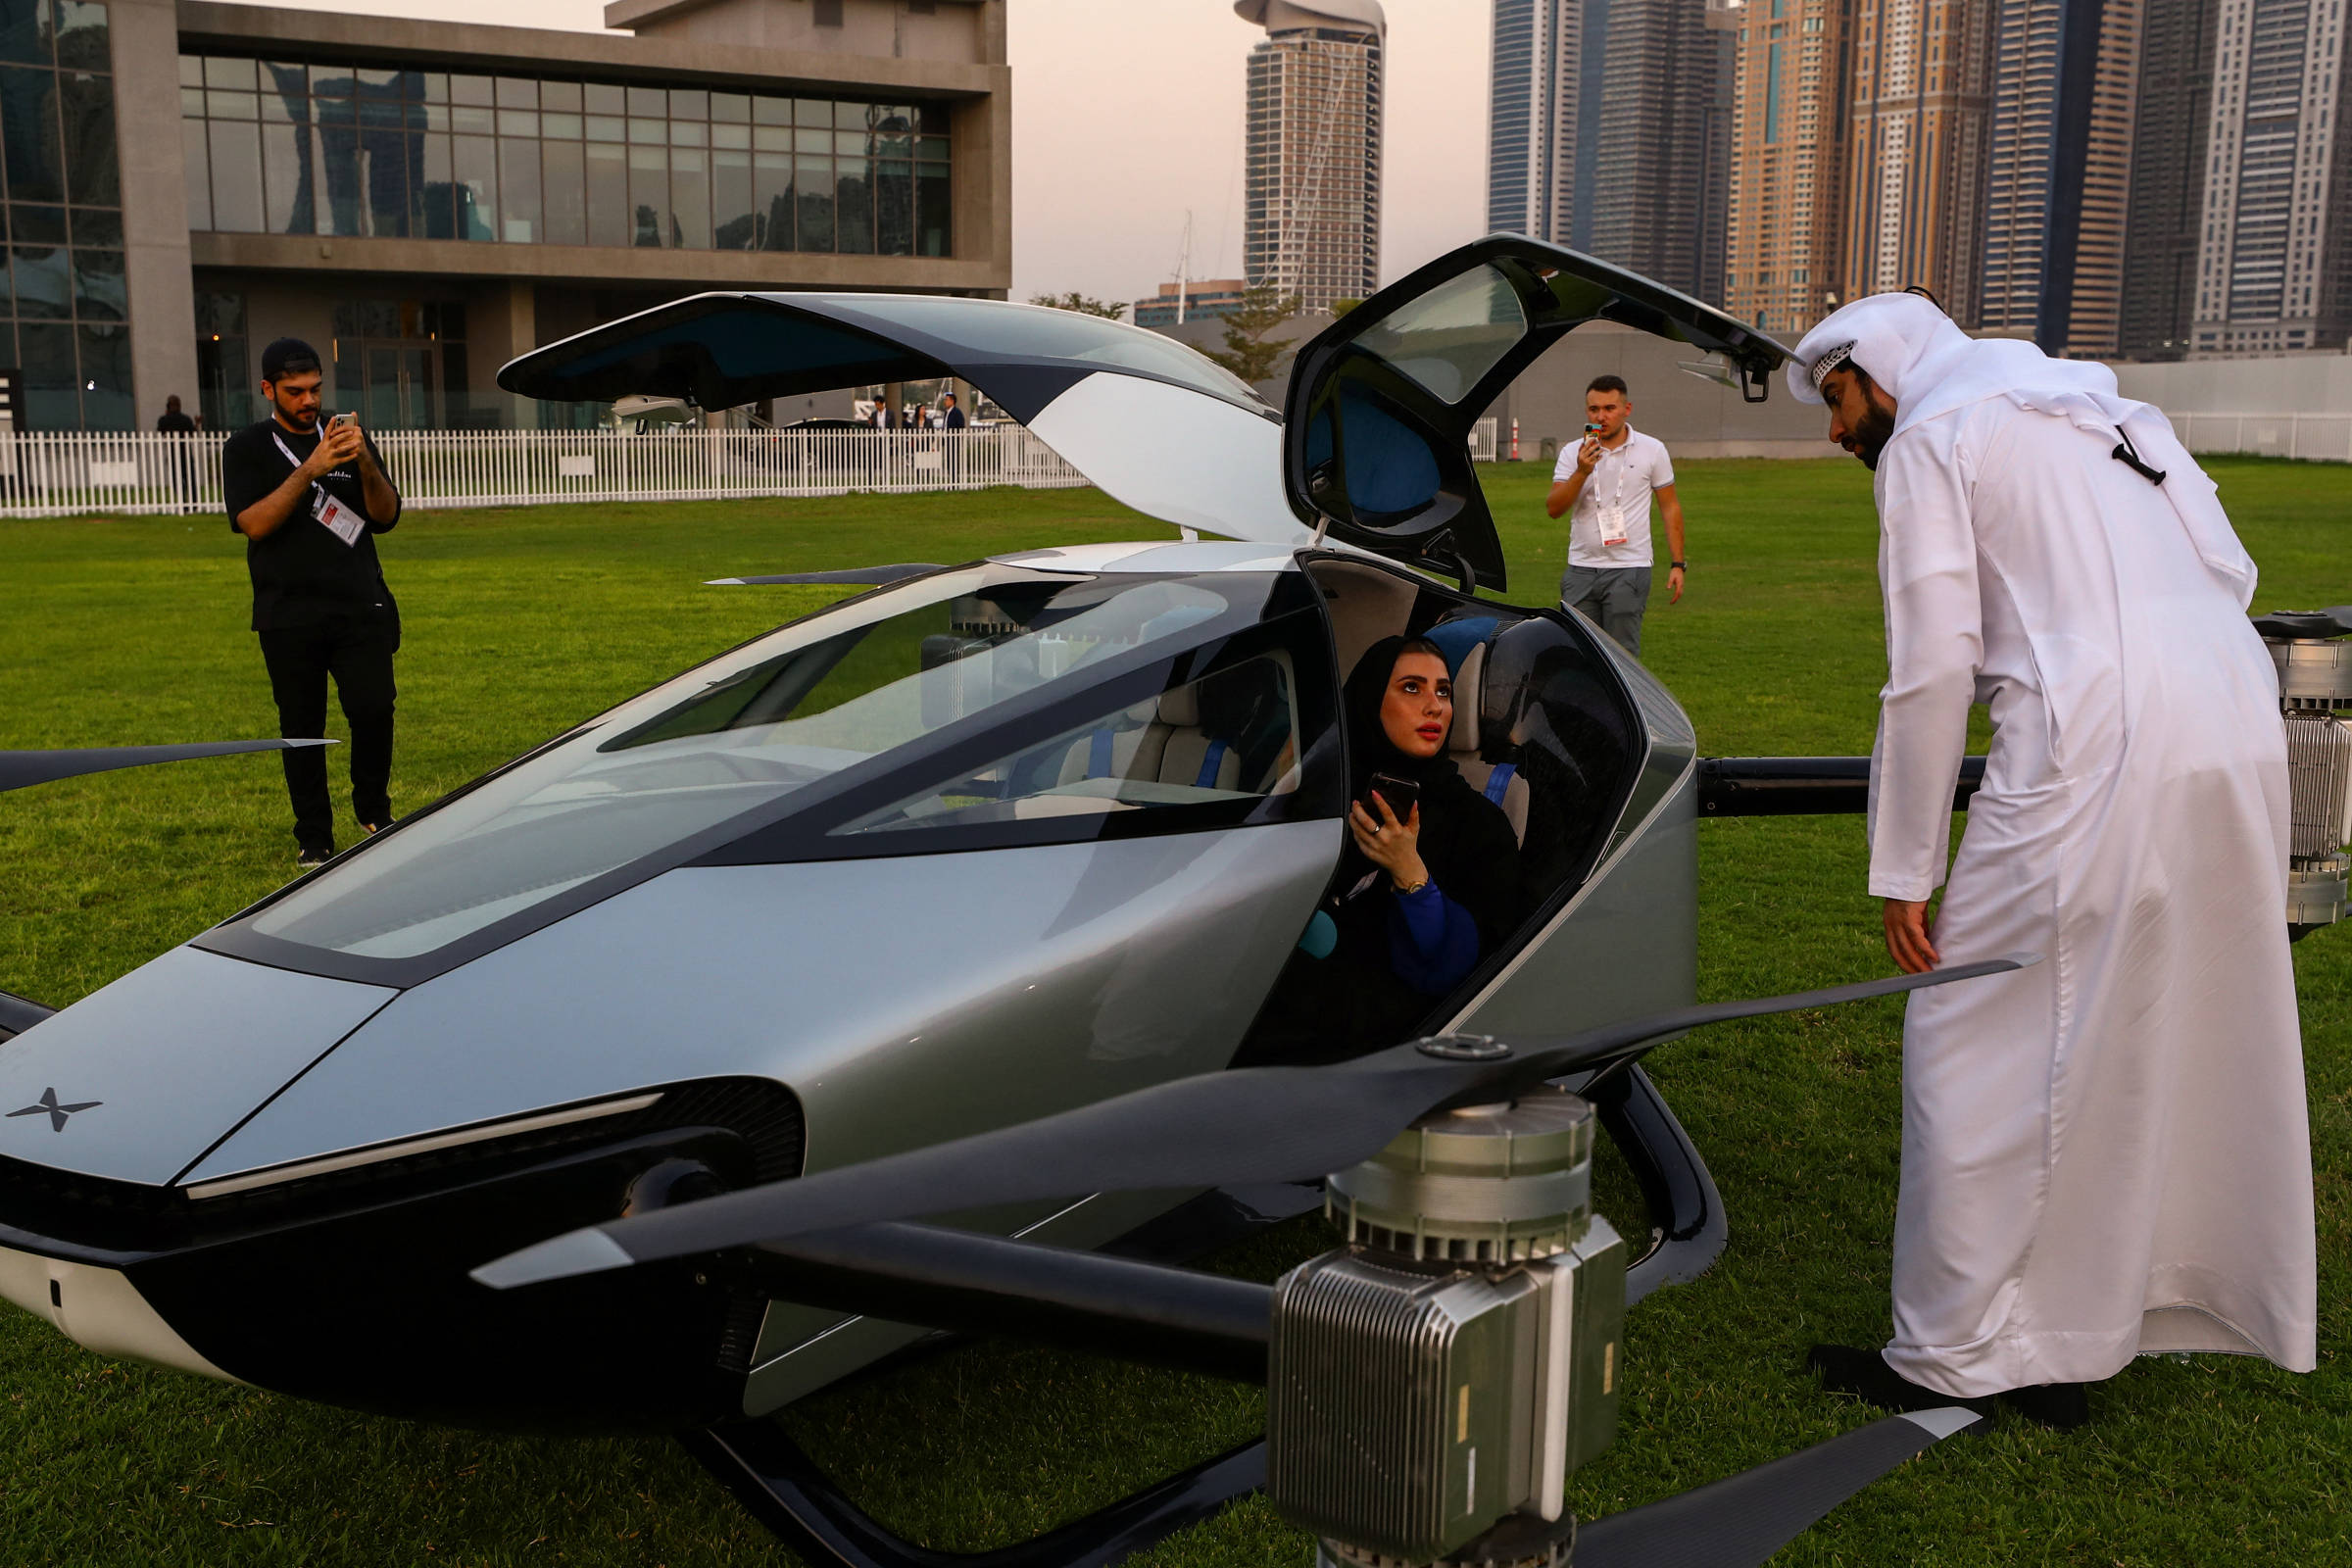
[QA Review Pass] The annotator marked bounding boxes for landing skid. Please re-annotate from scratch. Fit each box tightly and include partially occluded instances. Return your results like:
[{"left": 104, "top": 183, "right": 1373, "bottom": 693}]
[{"left": 688, "top": 1078, "right": 1727, "bottom": 1565}]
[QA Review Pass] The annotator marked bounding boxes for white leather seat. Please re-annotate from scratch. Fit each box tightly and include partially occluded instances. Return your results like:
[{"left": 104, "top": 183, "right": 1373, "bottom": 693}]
[
  {"left": 1056, "top": 686, "right": 1243, "bottom": 793},
  {"left": 1445, "top": 643, "right": 1530, "bottom": 847}
]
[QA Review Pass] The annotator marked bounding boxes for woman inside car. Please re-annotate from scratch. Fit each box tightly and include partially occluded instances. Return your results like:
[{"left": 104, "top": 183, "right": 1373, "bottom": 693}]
[{"left": 1240, "top": 635, "right": 1521, "bottom": 1064}]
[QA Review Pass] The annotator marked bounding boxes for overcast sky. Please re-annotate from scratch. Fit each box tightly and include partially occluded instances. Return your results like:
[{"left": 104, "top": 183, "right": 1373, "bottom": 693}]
[{"left": 220, "top": 0, "right": 1492, "bottom": 308}]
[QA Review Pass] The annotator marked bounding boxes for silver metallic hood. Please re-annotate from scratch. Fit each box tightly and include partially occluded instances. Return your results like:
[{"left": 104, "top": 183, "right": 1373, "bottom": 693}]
[{"left": 0, "top": 947, "right": 395, "bottom": 1186}]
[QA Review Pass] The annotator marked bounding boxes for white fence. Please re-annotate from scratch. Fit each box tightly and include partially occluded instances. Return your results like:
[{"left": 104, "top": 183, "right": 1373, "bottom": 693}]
[
  {"left": 0, "top": 425, "right": 1087, "bottom": 519},
  {"left": 2169, "top": 413, "right": 2352, "bottom": 464}
]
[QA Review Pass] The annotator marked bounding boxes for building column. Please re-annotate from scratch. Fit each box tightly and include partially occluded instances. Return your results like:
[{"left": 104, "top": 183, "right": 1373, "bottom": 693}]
[{"left": 111, "top": 0, "right": 199, "bottom": 427}]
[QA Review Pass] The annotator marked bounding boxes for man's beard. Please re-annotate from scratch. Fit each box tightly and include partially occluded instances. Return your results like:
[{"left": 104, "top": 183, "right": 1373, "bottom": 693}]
[
  {"left": 274, "top": 397, "right": 318, "bottom": 430},
  {"left": 1848, "top": 400, "right": 1895, "bottom": 470}
]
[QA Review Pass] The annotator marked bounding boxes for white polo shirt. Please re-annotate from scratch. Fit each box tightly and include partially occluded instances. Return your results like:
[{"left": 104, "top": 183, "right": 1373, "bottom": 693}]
[{"left": 1552, "top": 425, "right": 1675, "bottom": 567}]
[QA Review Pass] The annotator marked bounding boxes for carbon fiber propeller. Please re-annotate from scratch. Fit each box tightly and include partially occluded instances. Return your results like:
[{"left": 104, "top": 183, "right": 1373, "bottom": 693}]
[
  {"left": 1573, "top": 1408, "right": 1980, "bottom": 1568},
  {"left": 475, "top": 954, "right": 2034, "bottom": 1289},
  {"left": 0, "top": 739, "right": 334, "bottom": 793}
]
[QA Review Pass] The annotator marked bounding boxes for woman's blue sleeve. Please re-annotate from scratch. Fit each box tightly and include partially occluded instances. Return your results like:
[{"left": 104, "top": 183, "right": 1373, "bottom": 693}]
[{"left": 1386, "top": 882, "right": 1483, "bottom": 995}]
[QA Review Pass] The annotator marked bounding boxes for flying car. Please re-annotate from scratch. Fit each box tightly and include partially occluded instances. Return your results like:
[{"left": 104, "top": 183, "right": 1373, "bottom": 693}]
[{"left": 3, "top": 239, "right": 2028, "bottom": 1563}]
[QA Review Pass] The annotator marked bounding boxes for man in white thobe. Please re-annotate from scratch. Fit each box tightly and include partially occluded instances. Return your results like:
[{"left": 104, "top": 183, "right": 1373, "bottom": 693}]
[{"left": 1787, "top": 293, "right": 2316, "bottom": 1429}]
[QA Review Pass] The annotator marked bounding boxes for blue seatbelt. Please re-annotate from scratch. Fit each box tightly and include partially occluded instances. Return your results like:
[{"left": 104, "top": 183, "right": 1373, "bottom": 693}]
[
  {"left": 1194, "top": 738, "right": 1230, "bottom": 789},
  {"left": 1089, "top": 728, "right": 1114, "bottom": 778},
  {"left": 1483, "top": 761, "right": 1517, "bottom": 805}
]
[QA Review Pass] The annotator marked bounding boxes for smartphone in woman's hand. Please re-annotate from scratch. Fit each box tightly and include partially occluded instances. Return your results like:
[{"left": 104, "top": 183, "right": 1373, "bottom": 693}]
[{"left": 1365, "top": 770, "right": 1422, "bottom": 818}]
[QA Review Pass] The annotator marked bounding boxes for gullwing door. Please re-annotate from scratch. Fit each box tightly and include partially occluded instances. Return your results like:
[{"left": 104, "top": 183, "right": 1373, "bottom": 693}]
[
  {"left": 1281, "top": 236, "right": 1793, "bottom": 592},
  {"left": 496, "top": 292, "right": 1303, "bottom": 544}
]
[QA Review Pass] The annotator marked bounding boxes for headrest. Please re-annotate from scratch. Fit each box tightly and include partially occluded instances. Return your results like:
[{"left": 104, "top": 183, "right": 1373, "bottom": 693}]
[
  {"left": 1156, "top": 684, "right": 1201, "bottom": 726},
  {"left": 1448, "top": 643, "right": 1485, "bottom": 754}
]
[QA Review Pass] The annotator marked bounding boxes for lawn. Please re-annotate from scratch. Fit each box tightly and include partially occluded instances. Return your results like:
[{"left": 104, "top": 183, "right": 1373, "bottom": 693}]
[{"left": 0, "top": 457, "right": 2345, "bottom": 1565}]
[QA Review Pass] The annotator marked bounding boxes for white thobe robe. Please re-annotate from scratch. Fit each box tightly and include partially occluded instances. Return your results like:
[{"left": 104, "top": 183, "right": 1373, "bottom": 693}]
[{"left": 1865, "top": 394, "right": 2317, "bottom": 1396}]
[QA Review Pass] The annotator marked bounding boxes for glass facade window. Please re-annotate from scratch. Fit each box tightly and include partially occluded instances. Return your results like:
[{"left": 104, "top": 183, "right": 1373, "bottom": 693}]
[
  {"left": 180, "top": 53, "right": 952, "bottom": 256},
  {"left": 2, "top": 1, "right": 131, "bottom": 429}
]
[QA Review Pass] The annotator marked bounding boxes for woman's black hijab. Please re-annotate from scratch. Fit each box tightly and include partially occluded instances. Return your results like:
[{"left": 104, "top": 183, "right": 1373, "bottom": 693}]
[{"left": 1336, "top": 635, "right": 1517, "bottom": 938}]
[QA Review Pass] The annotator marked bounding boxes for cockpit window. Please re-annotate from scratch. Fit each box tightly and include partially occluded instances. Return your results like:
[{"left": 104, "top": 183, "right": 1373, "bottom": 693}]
[
  {"left": 243, "top": 568, "right": 1256, "bottom": 962},
  {"left": 1348, "top": 264, "right": 1528, "bottom": 405}
]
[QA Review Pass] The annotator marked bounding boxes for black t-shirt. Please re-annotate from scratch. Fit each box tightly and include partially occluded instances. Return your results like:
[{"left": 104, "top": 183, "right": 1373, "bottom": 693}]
[
  {"left": 222, "top": 418, "right": 402, "bottom": 633},
  {"left": 156, "top": 410, "right": 196, "bottom": 433}
]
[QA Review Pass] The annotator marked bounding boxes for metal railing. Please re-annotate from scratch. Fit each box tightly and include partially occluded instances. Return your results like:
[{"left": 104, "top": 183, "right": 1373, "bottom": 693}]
[
  {"left": 2169, "top": 413, "right": 2352, "bottom": 464},
  {"left": 0, "top": 425, "right": 1088, "bottom": 519}
]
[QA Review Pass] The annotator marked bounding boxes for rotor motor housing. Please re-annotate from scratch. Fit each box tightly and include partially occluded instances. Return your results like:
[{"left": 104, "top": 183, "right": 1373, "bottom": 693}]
[
  {"left": 2263, "top": 625, "right": 2352, "bottom": 931},
  {"left": 1267, "top": 1086, "right": 1624, "bottom": 1564}
]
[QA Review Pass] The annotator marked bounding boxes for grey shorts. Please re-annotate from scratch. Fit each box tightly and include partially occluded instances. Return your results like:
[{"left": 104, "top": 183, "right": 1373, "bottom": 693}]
[{"left": 1559, "top": 565, "right": 1653, "bottom": 657}]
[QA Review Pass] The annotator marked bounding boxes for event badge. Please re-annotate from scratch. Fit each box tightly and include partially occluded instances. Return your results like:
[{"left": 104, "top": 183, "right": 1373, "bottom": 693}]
[
  {"left": 1595, "top": 506, "right": 1630, "bottom": 548},
  {"left": 315, "top": 489, "right": 367, "bottom": 548}
]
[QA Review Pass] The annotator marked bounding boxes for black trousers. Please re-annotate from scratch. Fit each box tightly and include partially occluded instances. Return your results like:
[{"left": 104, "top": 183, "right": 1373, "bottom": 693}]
[{"left": 258, "top": 617, "right": 398, "bottom": 852}]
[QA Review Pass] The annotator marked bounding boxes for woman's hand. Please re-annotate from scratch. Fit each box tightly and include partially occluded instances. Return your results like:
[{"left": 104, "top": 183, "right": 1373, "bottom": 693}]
[{"left": 1349, "top": 792, "right": 1429, "bottom": 890}]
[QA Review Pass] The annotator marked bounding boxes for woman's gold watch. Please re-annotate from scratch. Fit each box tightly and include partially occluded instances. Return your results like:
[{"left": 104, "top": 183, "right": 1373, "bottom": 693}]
[{"left": 1393, "top": 875, "right": 1430, "bottom": 896}]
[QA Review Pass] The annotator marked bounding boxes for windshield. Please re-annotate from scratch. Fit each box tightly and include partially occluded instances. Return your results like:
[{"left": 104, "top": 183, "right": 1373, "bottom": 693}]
[{"left": 246, "top": 568, "right": 1246, "bottom": 961}]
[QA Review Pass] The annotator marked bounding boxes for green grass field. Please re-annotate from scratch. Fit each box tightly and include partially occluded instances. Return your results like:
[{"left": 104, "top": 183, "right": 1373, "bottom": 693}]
[{"left": 1, "top": 457, "right": 2346, "bottom": 1565}]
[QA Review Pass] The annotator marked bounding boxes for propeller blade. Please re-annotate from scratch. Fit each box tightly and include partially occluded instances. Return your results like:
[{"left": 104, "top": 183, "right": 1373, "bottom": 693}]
[
  {"left": 474, "top": 956, "right": 2034, "bottom": 1290},
  {"left": 705, "top": 564, "right": 947, "bottom": 586},
  {"left": 0, "top": 738, "right": 335, "bottom": 793},
  {"left": 1572, "top": 1407, "right": 1980, "bottom": 1568}
]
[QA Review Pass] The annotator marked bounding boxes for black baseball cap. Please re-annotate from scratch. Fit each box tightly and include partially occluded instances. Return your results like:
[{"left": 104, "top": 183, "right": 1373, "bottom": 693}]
[{"left": 260, "top": 337, "right": 322, "bottom": 380}]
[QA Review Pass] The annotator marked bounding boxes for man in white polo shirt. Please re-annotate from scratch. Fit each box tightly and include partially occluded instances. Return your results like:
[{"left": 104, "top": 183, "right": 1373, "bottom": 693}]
[{"left": 1545, "top": 374, "right": 1687, "bottom": 656}]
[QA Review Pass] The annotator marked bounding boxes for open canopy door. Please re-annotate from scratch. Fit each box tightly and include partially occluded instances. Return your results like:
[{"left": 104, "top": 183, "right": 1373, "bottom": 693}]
[
  {"left": 1281, "top": 236, "right": 1794, "bottom": 592},
  {"left": 497, "top": 292, "right": 1305, "bottom": 545}
]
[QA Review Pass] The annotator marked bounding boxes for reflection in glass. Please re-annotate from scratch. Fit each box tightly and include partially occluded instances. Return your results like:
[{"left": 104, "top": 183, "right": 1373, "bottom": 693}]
[
  {"left": 585, "top": 140, "right": 626, "bottom": 247},
  {"left": 261, "top": 118, "right": 314, "bottom": 233},
  {"left": 795, "top": 154, "right": 833, "bottom": 251},
  {"left": 208, "top": 118, "right": 264, "bottom": 231},
  {"left": 20, "top": 321, "right": 77, "bottom": 429},
  {"left": 542, "top": 80, "right": 581, "bottom": 113},
  {"left": 71, "top": 247, "right": 124, "bottom": 320},
  {"left": 2, "top": 67, "right": 65, "bottom": 203},
  {"left": 76, "top": 322, "right": 133, "bottom": 429},
  {"left": 916, "top": 156, "right": 950, "bottom": 257},
  {"left": 712, "top": 146, "right": 754, "bottom": 249},
  {"left": 1, "top": 5, "right": 52, "bottom": 66},
  {"left": 835, "top": 155, "right": 872, "bottom": 254},
  {"left": 669, "top": 145, "right": 708, "bottom": 248},
  {"left": 499, "top": 135, "right": 540, "bottom": 241},
  {"left": 59, "top": 72, "right": 118, "bottom": 206},
  {"left": 67, "top": 206, "right": 121, "bottom": 246},
  {"left": 181, "top": 116, "right": 212, "bottom": 229},
  {"left": 204, "top": 57, "right": 256, "bottom": 90},
  {"left": 753, "top": 150, "right": 791, "bottom": 250},
  {"left": 366, "top": 118, "right": 413, "bottom": 236},
  {"left": 451, "top": 74, "right": 492, "bottom": 106},
  {"left": 54, "top": 2, "right": 110, "bottom": 72},
  {"left": 453, "top": 133, "right": 496, "bottom": 239},
  {"left": 320, "top": 115, "right": 365, "bottom": 236},
  {"left": 420, "top": 132, "right": 455, "bottom": 238},
  {"left": 542, "top": 138, "right": 585, "bottom": 245},
  {"left": 628, "top": 143, "right": 665, "bottom": 246},
  {"left": 1350, "top": 264, "right": 1530, "bottom": 405},
  {"left": 11, "top": 243, "right": 69, "bottom": 318},
  {"left": 584, "top": 81, "right": 622, "bottom": 115},
  {"left": 875, "top": 156, "right": 912, "bottom": 256},
  {"left": 495, "top": 76, "right": 537, "bottom": 109}
]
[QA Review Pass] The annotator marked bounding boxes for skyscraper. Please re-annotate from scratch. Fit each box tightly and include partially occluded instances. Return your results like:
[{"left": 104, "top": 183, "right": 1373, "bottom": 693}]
[
  {"left": 1978, "top": 0, "right": 2144, "bottom": 355},
  {"left": 1487, "top": 0, "right": 1578, "bottom": 242},
  {"left": 1723, "top": 0, "right": 1853, "bottom": 338},
  {"left": 2191, "top": 0, "right": 2352, "bottom": 355},
  {"left": 2117, "top": 0, "right": 2220, "bottom": 359},
  {"left": 1839, "top": 0, "right": 1997, "bottom": 324},
  {"left": 1238, "top": 0, "right": 1386, "bottom": 311},
  {"left": 1484, "top": 0, "right": 1730, "bottom": 300}
]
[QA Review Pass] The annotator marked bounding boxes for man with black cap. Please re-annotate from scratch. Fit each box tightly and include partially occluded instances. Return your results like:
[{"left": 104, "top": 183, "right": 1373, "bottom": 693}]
[{"left": 221, "top": 337, "right": 405, "bottom": 867}]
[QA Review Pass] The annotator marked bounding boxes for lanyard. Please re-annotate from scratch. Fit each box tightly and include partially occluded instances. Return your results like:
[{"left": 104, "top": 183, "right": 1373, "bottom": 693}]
[
  {"left": 270, "top": 428, "right": 327, "bottom": 504},
  {"left": 1589, "top": 434, "right": 1637, "bottom": 519}
]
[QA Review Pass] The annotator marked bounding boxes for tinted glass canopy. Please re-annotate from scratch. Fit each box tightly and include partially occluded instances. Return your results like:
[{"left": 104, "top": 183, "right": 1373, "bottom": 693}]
[{"left": 1282, "top": 235, "right": 1796, "bottom": 592}]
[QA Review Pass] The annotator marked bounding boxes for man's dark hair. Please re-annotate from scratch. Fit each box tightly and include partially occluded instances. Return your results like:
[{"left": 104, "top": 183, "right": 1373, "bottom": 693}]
[
  {"left": 1587, "top": 374, "right": 1629, "bottom": 397},
  {"left": 260, "top": 337, "right": 321, "bottom": 381}
]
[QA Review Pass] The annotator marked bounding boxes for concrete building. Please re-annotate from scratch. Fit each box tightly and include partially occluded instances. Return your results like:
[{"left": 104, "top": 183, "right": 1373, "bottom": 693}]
[
  {"left": 1131, "top": 278, "right": 1250, "bottom": 327},
  {"left": 2116, "top": 0, "right": 2218, "bottom": 359},
  {"left": 1722, "top": 0, "right": 1852, "bottom": 338},
  {"left": 2190, "top": 0, "right": 2352, "bottom": 355},
  {"left": 1839, "top": 0, "right": 1996, "bottom": 324},
  {"left": 0, "top": 0, "right": 1008, "bottom": 432},
  {"left": 1237, "top": 0, "right": 1384, "bottom": 312},
  {"left": 1978, "top": 0, "right": 2142, "bottom": 355}
]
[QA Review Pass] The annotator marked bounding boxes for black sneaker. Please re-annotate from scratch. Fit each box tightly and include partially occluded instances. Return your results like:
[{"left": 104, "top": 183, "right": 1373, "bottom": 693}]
[{"left": 296, "top": 845, "right": 333, "bottom": 869}]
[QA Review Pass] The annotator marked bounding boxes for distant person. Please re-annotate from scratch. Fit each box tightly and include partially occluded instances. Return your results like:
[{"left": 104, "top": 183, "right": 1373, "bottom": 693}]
[
  {"left": 1790, "top": 290, "right": 2313, "bottom": 1428},
  {"left": 157, "top": 394, "right": 198, "bottom": 510},
  {"left": 939, "top": 390, "right": 967, "bottom": 430},
  {"left": 1544, "top": 375, "right": 1687, "bottom": 657},
  {"left": 220, "top": 338, "right": 405, "bottom": 868}
]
